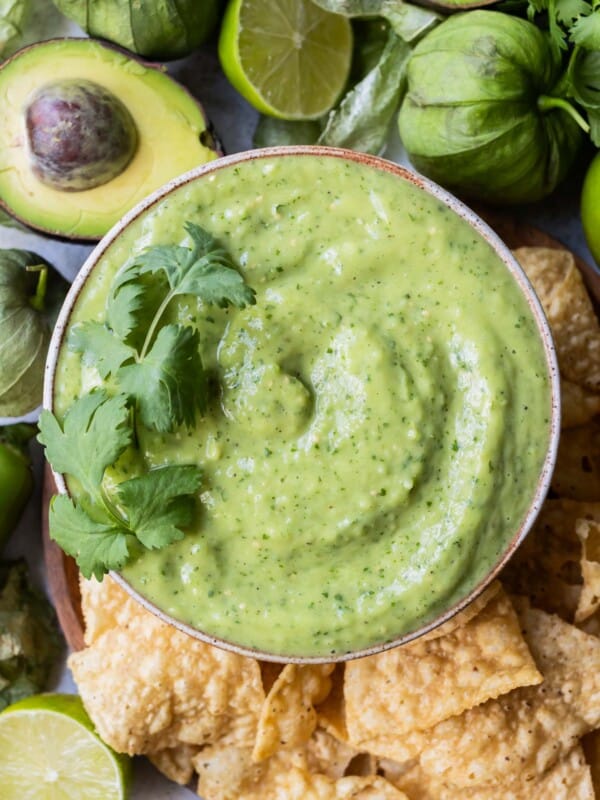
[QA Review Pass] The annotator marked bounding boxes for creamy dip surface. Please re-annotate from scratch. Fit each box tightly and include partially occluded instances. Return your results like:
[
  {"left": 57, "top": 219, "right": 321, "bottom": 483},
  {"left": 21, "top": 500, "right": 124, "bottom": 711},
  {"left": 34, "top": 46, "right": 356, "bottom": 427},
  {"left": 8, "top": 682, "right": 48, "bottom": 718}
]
[{"left": 54, "top": 153, "right": 553, "bottom": 658}]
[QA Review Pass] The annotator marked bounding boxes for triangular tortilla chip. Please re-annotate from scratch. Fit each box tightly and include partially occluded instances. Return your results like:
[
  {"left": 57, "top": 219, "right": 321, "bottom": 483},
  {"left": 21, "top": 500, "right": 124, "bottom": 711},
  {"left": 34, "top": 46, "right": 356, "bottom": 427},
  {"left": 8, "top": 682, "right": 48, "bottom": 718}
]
[
  {"left": 344, "top": 588, "right": 540, "bottom": 745},
  {"left": 69, "top": 607, "right": 264, "bottom": 756},
  {"left": 513, "top": 247, "right": 600, "bottom": 390},
  {"left": 551, "top": 422, "right": 600, "bottom": 501},
  {"left": 561, "top": 379, "right": 600, "bottom": 429},
  {"left": 575, "top": 519, "right": 600, "bottom": 623},
  {"left": 382, "top": 745, "right": 594, "bottom": 799},
  {"left": 501, "top": 499, "right": 600, "bottom": 620},
  {"left": 253, "top": 664, "right": 335, "bottom": 761}
]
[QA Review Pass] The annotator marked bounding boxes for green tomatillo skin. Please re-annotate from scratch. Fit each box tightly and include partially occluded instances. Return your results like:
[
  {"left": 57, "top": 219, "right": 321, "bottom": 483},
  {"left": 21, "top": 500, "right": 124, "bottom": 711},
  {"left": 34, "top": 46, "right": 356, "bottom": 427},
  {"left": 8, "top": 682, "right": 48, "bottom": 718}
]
[
  {"left": 581, "top": 151, "right": 600, "bottom": 267},
  {"left": 0, "top": 250, "right": 68, "bottom": 418},
  {"left": 0, "top": 425, "right": 35, "bottom": 550},
  {"left": 398, "top": 11, "right": 583, "bottom": 205},
  {"left": 52, "top": 0, "right": 221, "bottom": 61}
]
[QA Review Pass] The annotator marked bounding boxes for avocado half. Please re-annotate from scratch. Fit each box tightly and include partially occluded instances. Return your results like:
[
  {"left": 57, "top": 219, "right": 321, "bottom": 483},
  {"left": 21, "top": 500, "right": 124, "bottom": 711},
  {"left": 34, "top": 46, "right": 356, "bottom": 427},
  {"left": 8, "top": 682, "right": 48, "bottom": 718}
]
[{"left": 0, "top": 39, "right": 220, "bottom": 240}]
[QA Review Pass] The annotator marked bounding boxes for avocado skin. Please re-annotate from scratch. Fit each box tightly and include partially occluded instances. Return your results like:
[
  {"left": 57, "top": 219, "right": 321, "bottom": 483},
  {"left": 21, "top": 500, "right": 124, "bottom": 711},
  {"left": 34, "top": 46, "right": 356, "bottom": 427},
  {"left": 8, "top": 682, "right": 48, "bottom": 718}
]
[{"left": 0, "top": 38, "right": 219, "bottom": 241}]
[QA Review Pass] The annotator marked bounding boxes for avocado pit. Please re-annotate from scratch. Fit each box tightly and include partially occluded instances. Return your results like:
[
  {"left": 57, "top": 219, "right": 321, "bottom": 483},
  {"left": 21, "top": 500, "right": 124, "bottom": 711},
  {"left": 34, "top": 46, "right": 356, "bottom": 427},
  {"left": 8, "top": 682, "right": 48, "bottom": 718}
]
[{"left": 25, "top": 79, "right": 138, "bottom": 192}]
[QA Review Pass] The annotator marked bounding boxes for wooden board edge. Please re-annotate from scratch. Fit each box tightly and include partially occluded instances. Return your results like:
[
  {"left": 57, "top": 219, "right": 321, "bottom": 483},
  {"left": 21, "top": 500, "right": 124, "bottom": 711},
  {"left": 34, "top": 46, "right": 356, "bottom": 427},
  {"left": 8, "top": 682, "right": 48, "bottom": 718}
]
[{"left": 42, "top": 462, "right": 85, "bottom": 652}]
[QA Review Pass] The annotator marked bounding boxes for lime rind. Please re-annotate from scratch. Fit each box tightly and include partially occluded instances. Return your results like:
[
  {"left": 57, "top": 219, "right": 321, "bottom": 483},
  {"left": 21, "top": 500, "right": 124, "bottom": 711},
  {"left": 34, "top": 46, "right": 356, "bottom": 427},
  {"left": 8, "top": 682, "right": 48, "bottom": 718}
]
[
  {"left": 219, "top": 0, "right": 352, "bottom": 120},
  {"left": 0, "top": 694, "right": 131, "bottom": 800}
]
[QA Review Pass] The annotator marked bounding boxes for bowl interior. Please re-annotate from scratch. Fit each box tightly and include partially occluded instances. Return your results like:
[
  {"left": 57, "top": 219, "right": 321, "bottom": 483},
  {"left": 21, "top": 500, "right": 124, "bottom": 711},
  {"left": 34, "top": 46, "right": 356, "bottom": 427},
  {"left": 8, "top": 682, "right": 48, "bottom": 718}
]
[{"left": 44, "top": 146, "right": 560, "bottom": 663}]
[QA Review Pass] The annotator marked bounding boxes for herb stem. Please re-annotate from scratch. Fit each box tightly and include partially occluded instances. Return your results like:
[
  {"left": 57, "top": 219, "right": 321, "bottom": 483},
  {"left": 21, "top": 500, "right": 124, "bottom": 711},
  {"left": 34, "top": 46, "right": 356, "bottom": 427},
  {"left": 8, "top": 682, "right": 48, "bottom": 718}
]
[
  {"left": 139, "top": 288, "right": 175, "bottom": 361},
  {"left": 538, "top": 95, "right": 590, "bottom": 133},
  {"left": 26, "top": 265, "right": 48, "bottom": 312},
  {"left": 100, "top": 484, "right": 132, "bottom": 531}
]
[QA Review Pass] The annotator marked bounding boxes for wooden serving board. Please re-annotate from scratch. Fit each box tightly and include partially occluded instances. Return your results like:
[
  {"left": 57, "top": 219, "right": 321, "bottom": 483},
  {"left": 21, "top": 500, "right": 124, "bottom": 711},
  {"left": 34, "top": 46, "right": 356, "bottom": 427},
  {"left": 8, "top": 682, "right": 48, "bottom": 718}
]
[
  {"left": 42, "top": 218, "right": 600, "bottom": 653},
  {"left": 43, "top": 464, "right": 85, "bottom": 652}
]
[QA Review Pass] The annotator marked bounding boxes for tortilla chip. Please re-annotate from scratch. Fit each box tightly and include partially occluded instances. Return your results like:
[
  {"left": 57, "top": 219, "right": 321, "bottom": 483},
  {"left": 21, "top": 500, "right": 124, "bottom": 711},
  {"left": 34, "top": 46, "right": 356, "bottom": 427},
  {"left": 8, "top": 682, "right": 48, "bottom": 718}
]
[
  {"left": 344, "top": 753, "right": 378, "bottom": 778},
  {"left": 582, "top": 729, "right": 600, "bottom": 795},
  {"left": 575, "top": 518, "right": 600, "bottom": 623},
  {"left": 148, "top": 743, "right": 200, "bottom": 785},
  {"left": 199, "top": 746, "right": 409, "bottom": 800},
  {"left": 253, "top": 663, "right": 335, "bottom": 761},
  {"left": 513, "top": 246, "right": 572, "bottom": 305},
  {"left": 417, "top": 581, "right": 501, "bottom": 643},
  {"left": 561, "top": 379, "right": 600, "bottom": 429},
  {"left": 317, "top": 664, "right": 348, "bottom": 743},
  {"left": 382, "top": 746, "right": 594, "bottom": 799},
  {"left": 501, "top": 499, "right": 600, "bottom": 620},
  {"left": 306, "top": 728, "right": 360, "bottom": 780},
  {"left": 551, "top": 422, "right": 600, "bottom": 501},
  {"left": 69, "top": 606, "right": 264, "bottom": 755},
  {"left": 513, "top": 246, "right": 600, "bottom": 390},
  {"left": 79, "top": 575, "right": 142, "bottom": 645},
  {"left": 260, "top": 662, "right": 284, "bottom": 694},
  {"left": 407, "top": 606, "right": 600, "bottom": 789},
  {"left": 379, "top": 758, "right": 436, "bottom": 800},
  {"left": 194, "top": 744, "right": 265, "bottom": 800},
  {"left": 345, "top": 587, "right": 540, "bottom": 748},
  {"left": 579, "top": 609, "right": 600, "bottom": 637}
]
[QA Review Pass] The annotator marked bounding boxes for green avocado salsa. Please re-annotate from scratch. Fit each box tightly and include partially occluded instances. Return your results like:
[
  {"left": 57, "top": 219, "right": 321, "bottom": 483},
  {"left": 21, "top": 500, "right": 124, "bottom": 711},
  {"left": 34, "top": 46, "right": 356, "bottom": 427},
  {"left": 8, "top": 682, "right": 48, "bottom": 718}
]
[{"left": 54, "top": 152, "right": 553, "bottom": 658}]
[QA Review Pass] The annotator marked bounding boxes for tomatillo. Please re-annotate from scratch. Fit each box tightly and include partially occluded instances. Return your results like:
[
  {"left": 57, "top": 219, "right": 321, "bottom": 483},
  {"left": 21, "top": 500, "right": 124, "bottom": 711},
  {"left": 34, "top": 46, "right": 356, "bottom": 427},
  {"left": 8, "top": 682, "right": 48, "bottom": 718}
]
[
  {"left": 581, "top": 152, "right": 600, "bottom": 267},
  {"left": 0, "top": 425, "right": 35, "bottom": 550}
]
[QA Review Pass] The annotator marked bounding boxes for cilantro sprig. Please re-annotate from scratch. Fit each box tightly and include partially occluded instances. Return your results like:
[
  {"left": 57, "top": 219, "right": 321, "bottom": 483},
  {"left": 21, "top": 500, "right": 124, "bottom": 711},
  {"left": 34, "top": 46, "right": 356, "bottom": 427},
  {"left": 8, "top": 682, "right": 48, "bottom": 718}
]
[
  {"left": 68, "top": 221, "right": 256, "bottom": 432},
  {"left": 526, "top": 0, "right": 600, "bottom": 142},
  {"left": 39, "top": 222, "right": 256, "bottom": 579},
  {"left": 39, "top": 391, "right": 203, "bottom": 580}
]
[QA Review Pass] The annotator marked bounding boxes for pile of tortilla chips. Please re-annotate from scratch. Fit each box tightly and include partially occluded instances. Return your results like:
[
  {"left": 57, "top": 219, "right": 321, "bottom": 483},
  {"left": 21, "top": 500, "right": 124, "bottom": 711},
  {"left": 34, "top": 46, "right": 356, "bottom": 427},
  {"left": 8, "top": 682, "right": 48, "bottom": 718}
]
[{"left": 68, "top": 245, "right": 600, "bottom": 799}]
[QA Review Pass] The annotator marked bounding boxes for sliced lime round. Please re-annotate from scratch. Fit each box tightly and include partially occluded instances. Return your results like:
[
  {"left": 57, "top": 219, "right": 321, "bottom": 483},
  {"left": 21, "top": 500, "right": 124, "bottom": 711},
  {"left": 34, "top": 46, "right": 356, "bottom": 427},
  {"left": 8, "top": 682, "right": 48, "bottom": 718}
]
[
  {"left": 0, "top": 693, "right": 131, "bottom": 800},
  {"left": 219, "top": 0, "right": 353, "bottom": 119}
]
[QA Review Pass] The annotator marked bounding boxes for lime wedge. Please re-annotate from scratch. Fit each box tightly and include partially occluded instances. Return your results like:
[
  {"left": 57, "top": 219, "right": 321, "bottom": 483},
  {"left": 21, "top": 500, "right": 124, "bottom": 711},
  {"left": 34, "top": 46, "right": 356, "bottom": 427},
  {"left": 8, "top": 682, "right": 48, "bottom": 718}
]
[
  {"left": 0, "top": 694, "right": 131, "bottom": 800},
  {"left": 219, "top": 0, "right": 353, "bottom": 119}
]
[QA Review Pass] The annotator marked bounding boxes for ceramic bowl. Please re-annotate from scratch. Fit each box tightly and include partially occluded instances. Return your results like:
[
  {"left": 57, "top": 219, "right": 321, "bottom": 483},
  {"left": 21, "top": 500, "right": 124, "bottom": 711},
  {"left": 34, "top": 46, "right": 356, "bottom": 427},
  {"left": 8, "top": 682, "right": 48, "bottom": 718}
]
[{"left": 44, "top": 146, "right": 561, "bottom": 663}]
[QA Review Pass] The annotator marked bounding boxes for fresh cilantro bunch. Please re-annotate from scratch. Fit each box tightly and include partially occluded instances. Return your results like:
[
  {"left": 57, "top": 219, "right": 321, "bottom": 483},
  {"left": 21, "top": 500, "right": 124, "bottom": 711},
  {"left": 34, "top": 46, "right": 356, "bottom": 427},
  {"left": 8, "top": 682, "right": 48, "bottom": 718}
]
[
  {"left": 39, "top": 222, "right": 256, "bottom": 580},
  {"left": 527, "top": 0, "right": 600, "bottom": 142},
  {"left": 69, "top": 221, "right": 256, "bottom": 432}
]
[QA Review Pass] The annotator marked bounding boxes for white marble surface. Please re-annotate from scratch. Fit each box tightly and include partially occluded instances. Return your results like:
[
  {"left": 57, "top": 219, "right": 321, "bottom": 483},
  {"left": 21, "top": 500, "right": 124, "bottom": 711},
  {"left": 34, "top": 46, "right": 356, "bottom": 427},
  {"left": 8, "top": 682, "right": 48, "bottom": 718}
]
[{"left": 3, "top": 4, "right": 599, "bottom": 798}]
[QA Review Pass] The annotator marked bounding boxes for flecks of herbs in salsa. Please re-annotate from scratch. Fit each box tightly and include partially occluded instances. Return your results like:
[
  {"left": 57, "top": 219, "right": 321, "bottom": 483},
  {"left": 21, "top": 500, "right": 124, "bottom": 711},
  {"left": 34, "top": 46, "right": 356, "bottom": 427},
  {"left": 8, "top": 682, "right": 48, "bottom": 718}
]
[{"left": 52, "top": 155, "right": 552, "bottom": 658}]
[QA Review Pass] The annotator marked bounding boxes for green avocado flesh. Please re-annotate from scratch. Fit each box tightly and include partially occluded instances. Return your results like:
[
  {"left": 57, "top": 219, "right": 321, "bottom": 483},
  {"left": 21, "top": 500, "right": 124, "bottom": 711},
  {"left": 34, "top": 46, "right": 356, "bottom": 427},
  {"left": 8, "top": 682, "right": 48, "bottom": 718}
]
[
  {"left": 54, "top": 153, "right": 553, "bottom": 658},
  {"left": 0, "top": 39, "right": 217, "bottom": 240}
]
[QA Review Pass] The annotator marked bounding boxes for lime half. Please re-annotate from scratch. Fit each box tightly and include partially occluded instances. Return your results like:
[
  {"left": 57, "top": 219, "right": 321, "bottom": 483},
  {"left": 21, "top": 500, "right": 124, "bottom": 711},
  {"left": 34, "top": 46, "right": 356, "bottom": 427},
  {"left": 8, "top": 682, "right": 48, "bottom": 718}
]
[
  {"left": 219, "top": 0, "right": 353, "bottom": 119},
  {"left": 0, "top": 694, "right": 131, "bottom": 800}
]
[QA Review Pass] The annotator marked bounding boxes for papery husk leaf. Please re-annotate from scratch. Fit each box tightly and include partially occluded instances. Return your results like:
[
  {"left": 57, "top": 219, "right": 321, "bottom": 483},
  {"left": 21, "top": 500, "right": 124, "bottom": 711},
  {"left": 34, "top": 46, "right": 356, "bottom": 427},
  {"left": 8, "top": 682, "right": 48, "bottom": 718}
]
[
  {"left": 312, "top": 0, "right": 440, "bottom": 42},
  {"left": 319, "top": 29, "right": 410, "bottom": 154},
  {"left": 53, "top": 0, "right": 220, "bottom": 60},
  {"left": 0, "top": 249, "right": 68, "bottom": 417},
  {"left": 0, "top": 0, "right": 28, "bottom": 58}
]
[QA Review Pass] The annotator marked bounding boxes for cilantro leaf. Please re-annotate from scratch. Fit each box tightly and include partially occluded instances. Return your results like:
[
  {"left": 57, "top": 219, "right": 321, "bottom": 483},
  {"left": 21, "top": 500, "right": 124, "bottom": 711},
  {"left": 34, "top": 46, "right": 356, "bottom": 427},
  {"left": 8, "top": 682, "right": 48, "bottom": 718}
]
[
  {"left": 557, "top": 0, "right": 592, "bottom": 24},
  {"left": 527, "top": 0, "right": 570, "bottom": 51},
  {"left": 134, "top": 221, "right": 256, "bottom": 309},
  {"left": 571, "top": 8, "right": 600, "bottom": 47},
  {"left": 107, "top": 269, "right": 145, "bottom": 341},
  {"left": 46, "top": 455, "right": 202, "bottom": 579},
  {"left": 68, "top": 322, "right": 135, "bottom": 379},
  {"left": 38, "top": 392, "right": 132, "bottom": 502},
  {"left": 49, "top": 495, "right": 135, "bottom": 580},
  {"left": 115, "top": 465, "right": 202, "bottom": 550},
  {"left": 117, "top": 324, "right": 204, "bottom": 431}
]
